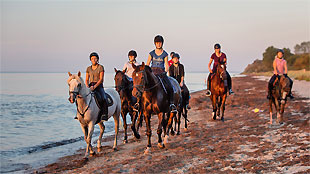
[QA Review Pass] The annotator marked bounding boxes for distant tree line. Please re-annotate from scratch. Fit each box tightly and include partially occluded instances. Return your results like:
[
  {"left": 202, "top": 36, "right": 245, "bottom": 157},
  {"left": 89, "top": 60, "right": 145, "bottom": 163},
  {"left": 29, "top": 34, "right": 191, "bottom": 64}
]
[{"left": 243, "top": 41, "right": 310, "bottom": 73}]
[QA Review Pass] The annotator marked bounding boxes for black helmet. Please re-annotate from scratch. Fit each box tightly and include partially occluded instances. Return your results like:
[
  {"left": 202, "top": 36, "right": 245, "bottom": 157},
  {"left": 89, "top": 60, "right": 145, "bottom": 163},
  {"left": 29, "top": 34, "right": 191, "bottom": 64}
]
[
  {"left": 128, "top": 50, "right": 137, "bottom": 58},
  {"left": 277, "top": 49, "right": 284, "bottom": 54},
  {"left": 214, "top": 43, "right": 221, "bottom": 49},
  {"left": 173, "top": 53, "right": 180, "bottom": 59},
  {"left": 89, "top": 52, "right": 99, "bottom": 60},
  {"left": 170, "top": 52, "right": 175, "bottom": 57},
  {"left": 154, "top": 35, "right": 164, "bottom": 44}
]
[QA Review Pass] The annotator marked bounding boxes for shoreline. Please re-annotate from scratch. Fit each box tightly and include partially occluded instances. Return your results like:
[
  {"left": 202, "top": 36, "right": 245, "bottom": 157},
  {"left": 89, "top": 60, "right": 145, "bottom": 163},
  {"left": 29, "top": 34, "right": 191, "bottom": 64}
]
[{"left": 33, "top": 76, "right": 310, "bottom": 173}]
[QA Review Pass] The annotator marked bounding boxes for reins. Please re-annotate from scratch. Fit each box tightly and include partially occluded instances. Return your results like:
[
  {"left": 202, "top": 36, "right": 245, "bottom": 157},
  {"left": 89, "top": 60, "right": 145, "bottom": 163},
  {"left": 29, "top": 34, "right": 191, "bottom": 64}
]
[{"left": 73, "top": 91, "right": 93, "bottom": 118}]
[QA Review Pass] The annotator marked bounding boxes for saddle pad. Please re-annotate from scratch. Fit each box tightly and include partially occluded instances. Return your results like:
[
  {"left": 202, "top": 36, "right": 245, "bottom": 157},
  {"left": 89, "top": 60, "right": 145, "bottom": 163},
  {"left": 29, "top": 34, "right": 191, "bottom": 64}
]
[{"left": 106, "top": 93, "right": 113, "bottom": 107}]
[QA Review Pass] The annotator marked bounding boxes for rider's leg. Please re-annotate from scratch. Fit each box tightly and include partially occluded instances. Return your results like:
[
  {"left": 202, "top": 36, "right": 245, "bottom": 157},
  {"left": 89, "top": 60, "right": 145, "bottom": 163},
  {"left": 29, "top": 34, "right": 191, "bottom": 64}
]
[
  {"left": 163, "top": 74, "right": 177, "bottom": 112},
  {"left": 287, "top": 76, "right": 294, "bottom": 99},
  {"left": 267, "top": 74, "right": 277, "bottom": 99},
  {"left": 98, "top": 86, "right": 109, "bottom": 121},
  {"left": 226, "top": 71, "right": 234, "bottom": 94},
  {"left": 183, "top": 84, "right": 191, "bottom": 109}
]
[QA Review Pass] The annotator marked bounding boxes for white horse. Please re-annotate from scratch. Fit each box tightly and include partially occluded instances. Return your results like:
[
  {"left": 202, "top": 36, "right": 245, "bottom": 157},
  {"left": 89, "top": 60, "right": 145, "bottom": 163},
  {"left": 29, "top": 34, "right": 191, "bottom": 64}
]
[{"left": 67, "top": 72, "right": 121, "bottom": 158}]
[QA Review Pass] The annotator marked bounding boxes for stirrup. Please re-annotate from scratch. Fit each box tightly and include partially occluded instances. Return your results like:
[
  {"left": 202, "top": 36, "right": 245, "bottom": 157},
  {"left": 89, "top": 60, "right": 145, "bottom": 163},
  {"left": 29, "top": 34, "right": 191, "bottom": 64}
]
[
  {"left": 170, "top": 104, "right": 177, "bottom": 113},
  {"left": 205, "top": 90, "right": 211, "bottom": 96},
  {"left": 229, "top": 89, "right": 234, "bottom": 95},
  {"left": 186, "top": 104, "right": 191, "bottom": 110}
]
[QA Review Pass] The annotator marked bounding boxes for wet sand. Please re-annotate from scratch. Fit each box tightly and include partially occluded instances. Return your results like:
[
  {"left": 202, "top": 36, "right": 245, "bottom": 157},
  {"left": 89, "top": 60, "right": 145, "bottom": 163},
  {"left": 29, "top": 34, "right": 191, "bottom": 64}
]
[{"left": 34, "top": 76, "right": 310, "bottom": 174}]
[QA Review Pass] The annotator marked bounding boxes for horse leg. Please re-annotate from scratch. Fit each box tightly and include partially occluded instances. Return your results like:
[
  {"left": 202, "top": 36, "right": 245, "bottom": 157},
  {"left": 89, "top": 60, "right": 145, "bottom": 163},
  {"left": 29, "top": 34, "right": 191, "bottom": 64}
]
[
  {"left": 131, "top": 111, "right": 140, "bottom": 139},
  {"left": 184, "top": 107, "right": 188, "bottom": 131},
  {"left": 177, "top": 108, "right": 181, "bottom": 135},
  {"left": 121, "top": 110, "right": 128, "bottom": 143},
  {"left": 217, "top": 96, "right": 222, "bottom": 118},
  {"left": 279, "top": 99, "right": 286, "bottom": 124},
  {"left": 144, "top": 113, "right": 152, "bottom": 154},
  {"left": 97, "top": 122, "right": 105, "bottom": 152},
  {"left": 269, "top": 99, "right": 273, "bottom": 124},
  {"left": 80, "top": 125, "right": 89, "bottom": 158},
  {"left": 86, "top": 122, "right": 95, "bottom": 156},
  {"left": 274, "top": 99, "right": 280, "bottom": 124},
  {"left": 220, "top": 95, "right": 227, "bottom": 122},
  {"left": 211, "top": 95, "right": 217, "bottom": 120},
  {"left": 157, "top": 112, "right": 165, "bottom": 149},
  {"left": 112, "top": 113, "right": 119, "bottom": 151},
  {"left": 165, "top": 112, "right": 175, "bottom": 145}
]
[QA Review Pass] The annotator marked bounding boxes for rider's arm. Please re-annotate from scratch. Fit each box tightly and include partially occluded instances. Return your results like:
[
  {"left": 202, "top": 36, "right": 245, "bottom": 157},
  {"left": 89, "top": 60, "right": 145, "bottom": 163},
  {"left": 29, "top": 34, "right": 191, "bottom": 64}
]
[
  {"left": 273, "top": 59, "right": 277, "bottom": 75},
  {"left": 94, "top": 71, "right": 104, "bottom": 89},
  {"left": 284, "top": 60, "right": 288, "bottom": 74},
  {"left": 146, "top": 54, "right": 152, "bottom": 66},
  {"left": 85, "top": 69, "right": 90, "bottom": 88},
  {"left": 164, "top": 56, "right": 169, "bottom": 72},
  {"left": 180, "top": 65, "right": 184, "bottom": 86},
  {"left": 224, "top": 58, "right": 227, "bottom": 65},
  {"left": 208, "top": 58, "right": 213, "bottom": 73}
]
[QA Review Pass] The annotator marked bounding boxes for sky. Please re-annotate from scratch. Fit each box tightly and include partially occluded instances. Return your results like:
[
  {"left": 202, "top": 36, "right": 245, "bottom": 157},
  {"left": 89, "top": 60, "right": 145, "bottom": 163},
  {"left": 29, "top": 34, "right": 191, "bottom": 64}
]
[{"left": 1, "top": 0, "right": 309, "bottom": 73}]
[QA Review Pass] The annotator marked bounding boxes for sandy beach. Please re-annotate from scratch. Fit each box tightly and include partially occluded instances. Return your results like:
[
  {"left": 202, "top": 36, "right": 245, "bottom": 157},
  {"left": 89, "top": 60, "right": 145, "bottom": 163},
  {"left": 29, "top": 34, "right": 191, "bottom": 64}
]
[{"left": 34, "top": 76, "right": 310, "bottom": 174}]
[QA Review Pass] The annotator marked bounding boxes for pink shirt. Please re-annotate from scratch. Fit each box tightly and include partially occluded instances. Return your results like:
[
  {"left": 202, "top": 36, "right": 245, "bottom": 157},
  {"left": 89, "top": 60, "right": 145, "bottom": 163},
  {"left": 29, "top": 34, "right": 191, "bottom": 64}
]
[{"left": 274, "top": 57, "right": 286, "bottom": 75}]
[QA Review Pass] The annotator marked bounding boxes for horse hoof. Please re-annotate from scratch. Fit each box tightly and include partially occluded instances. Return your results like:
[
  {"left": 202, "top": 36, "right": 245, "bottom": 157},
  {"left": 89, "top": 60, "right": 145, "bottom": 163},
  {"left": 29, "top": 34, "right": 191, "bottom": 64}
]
[
  {"left": 170, "top": 131, "right": 175, "bottom": 136},
  {"left": 135, "top": 134, "right": 141, "bottom": 139},
  {"left": 184, "top": 128, "right": 188, "bottom": 131},
  {"left": 90, "top": 152, "right": 96, "bottom": 156},
  {"left": 164, "top": 135, "right": 169, "bottom": 145},
  {"left": 158, "top": 143, "right": 165, "bottom": 149},
  {"left": 123, "top": 140, "right": 128, "bottom": 144},
  {"left": 221, "top": 117, "right": 224, "bottom": 122},
  {"left": 97, "top": 146, "right": 102, "bottom": 152},
  {"left": 144, "top": 147, "right": 151, "bottom": 154},
  {"left": 113, "top": 147, "right": 117, "bottom": 151},
  {"left": 83, "top": 156, "right": 89, "bottom": 161},
  {"left": 177, "top": 132, "right": 180, "bottom": 135}
]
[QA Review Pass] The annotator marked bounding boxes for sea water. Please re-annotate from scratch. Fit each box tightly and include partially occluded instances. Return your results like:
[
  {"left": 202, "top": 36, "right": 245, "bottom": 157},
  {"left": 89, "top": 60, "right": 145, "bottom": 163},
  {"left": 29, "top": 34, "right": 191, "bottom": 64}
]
[{"left": 0, "top": 72, "right": 240, "bottom": 173}]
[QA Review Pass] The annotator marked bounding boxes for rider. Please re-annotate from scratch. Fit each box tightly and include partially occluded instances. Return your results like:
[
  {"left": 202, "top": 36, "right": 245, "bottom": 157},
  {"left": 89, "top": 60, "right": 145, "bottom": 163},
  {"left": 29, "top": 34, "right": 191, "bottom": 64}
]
[
  {"left": 123, "top": 50, "right": 140, "bottom": 81},
  {"left": 267, "top": 49, "right": 294, "bottom": 99},
  {"left": 85, "top": 52, "right": 109, "bottom": 121},
  {"left": 146, "top": 35, "right": 177, "bottom": 112},
  {"left": 206, "top": 43, "right": 234, "bottom": 96},
  {"left": 169, "top": 53, "right": 191, "bottom": 110}
]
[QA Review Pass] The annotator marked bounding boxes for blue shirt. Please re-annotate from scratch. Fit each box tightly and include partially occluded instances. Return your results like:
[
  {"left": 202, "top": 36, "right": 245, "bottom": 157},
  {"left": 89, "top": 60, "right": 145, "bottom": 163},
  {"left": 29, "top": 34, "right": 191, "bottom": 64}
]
[{"left": 149, "top": 50, "right": 168, "bottom": 70}]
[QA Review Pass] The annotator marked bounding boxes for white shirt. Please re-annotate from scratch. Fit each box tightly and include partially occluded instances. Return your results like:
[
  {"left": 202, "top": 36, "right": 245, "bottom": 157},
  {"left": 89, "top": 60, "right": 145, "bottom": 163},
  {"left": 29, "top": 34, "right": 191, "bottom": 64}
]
[{"left": 123, "top": 61, "right": 140, "bottom": 78}]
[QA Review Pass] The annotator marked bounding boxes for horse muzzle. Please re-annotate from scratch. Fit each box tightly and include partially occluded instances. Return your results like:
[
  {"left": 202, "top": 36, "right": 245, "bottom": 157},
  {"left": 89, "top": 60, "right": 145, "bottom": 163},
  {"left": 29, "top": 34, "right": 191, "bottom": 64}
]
[{"left": 68, "top": 94, "right": 76, "bottom": 104}]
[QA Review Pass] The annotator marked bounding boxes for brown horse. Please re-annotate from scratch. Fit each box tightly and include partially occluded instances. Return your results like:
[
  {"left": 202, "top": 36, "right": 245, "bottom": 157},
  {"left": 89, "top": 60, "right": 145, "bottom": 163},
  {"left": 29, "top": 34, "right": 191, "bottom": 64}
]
[
  {"left": 132, "top": 62, "right": 181, "bottom": 154},
  {"left": 114, "top": 68, "right": 142, "bottom": 142},
  {"left": 209, "top": 63, "right": 228, "bottom": 121},
  {"left": 269, "top": 75, "right": 291, "bottom": 124},
  {"left": 174, "top": 86, "right": 190, "bottom": 135}
]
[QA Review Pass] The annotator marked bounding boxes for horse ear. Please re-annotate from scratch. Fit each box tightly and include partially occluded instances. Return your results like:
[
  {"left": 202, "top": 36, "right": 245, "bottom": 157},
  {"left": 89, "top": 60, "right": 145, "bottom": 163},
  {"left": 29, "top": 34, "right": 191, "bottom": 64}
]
[
  {"left": 122, "top": 68, "right": 127, "bottom": 73},
  {"left": 78, "top": 71, "right": 81, "bottom": 77},
  {"left": 114, "top": 68, "right": 118, "bottom": 73},
  {"left": 141, "top": 62, "right": 145, "bottom": 69},
  {"left": 68, "top": 72, "right": 72, "bottom": 76}
]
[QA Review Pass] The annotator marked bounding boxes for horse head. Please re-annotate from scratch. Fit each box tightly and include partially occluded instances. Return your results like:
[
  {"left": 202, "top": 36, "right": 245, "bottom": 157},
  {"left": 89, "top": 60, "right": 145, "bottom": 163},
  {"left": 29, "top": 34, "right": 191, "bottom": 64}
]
[
  {"left": 131, "top": 62, "right": 155, "bottom": 98},
  {"left": 217, "top": 62, "right": 227, "bottom": 80},
  {"left": 67, "top": 71, "right": 83, "bottom": 103},
  {"left": 279, "top": 75, "right": 291, "bottom": 102},
  {"left": 114, "top": 68, "right": 128, "bottom": 93}
]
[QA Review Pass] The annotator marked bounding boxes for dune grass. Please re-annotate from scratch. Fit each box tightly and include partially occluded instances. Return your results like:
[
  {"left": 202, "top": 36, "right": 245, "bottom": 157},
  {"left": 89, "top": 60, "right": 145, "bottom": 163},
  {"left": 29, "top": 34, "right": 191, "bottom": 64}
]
[{"left": 243, "top": 70, "right": 310, "bottom": 81}]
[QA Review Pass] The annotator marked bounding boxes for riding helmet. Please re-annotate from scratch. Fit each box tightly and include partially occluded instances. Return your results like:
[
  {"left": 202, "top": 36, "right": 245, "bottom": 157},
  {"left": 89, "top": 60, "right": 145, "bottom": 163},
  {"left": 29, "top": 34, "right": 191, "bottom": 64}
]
[
  {"left": 170, "top": 52, "right": 175, "bottom": 57},
  {"left": 128, "top": 50, "right": 137, "bottom": 58},
  {"left": 89, "top": 52, "right": 99, "bottom": 60},
  {"left": 277, "top": 49, "right": 284, "bottom": 54},
  {"left": 173, "top": 53, "right": 180, "bottom": 59},
  {"left": 154, "top": 35, "right": 164, "bottom": 44},
  {"left": 214, "top": 43, "right": 221, "bottom": 49}
]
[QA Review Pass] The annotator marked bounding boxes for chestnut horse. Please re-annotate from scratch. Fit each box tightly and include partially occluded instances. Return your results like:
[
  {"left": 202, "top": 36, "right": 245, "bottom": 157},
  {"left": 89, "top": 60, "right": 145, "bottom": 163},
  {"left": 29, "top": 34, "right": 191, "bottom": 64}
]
[
  {"left": 269, "top": 75, "right": 291, "bottom": 124},
  {"left": 209, "top": 63, "right": 228, "bottom": 121},
  {"left": 114, "top": 68, "right": 142, "bottom": 141},
  {"left": 132, "top": 62, "right": 181, "bottom": 154}
]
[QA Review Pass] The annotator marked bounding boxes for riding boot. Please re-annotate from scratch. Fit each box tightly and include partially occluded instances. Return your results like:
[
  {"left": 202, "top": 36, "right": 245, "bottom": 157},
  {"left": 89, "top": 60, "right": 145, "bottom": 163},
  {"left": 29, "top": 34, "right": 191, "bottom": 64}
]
[
  {"left": 101, "top": 91, "right": 109, "bottom": 121},
  {"left": 288, "top": 77, "right": 294, "bottom": 99},
  {"left": 206, "top": 73, "right": 212, "bottom": 96}
]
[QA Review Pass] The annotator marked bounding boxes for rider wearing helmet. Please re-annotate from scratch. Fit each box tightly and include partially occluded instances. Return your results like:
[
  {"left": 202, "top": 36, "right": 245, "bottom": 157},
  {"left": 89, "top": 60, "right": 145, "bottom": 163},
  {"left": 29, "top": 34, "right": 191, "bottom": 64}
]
[
  {"left": 168, "top": 52, "right": 175, "bottom": 67},
  {"left": 85, "top": 52, "right": 108, "bottom": 121},
  {"left": 205, "top": 43, "right": 234, "bottom": 96},
  {"left": 169, "top": 53, "right": 190, "bottom": 109},
  {"left": 267, "top": 49, "right": 294, "bottom": 99},
  {"left": 123, "top": 50, "right": 140, "bottom": 80},
  {"left": 146, "top": 35, "right": 177, "bottom": 112}
]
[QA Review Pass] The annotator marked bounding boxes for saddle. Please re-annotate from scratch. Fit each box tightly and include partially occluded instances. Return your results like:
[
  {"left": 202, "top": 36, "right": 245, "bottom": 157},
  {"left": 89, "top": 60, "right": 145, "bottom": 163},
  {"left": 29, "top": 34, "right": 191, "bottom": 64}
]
[
  {"left": 93, "top": 91, "right": 113, "bottom": 109},
  {"left": 156, "top": 73, "right": 176, "bottom": 94}
]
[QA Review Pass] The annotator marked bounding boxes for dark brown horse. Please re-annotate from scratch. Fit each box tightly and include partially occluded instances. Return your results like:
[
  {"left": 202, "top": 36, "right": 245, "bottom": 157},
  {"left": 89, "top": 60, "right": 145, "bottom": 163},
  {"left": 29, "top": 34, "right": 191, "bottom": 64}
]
[
  {"left": 114, "top": 68, "right": 142, "bottom": 142},
  {"left": 174, "top": 86, "right": 190, "bottom": 135},
  {"left": 209, "top": 63, "right": 228, "bottom": 121},
  {"left": 269, "top": 75, "right": 291, "bottom": 124},
  {"left": 132, "top": 62, "right": 181, "bottom": 154}
]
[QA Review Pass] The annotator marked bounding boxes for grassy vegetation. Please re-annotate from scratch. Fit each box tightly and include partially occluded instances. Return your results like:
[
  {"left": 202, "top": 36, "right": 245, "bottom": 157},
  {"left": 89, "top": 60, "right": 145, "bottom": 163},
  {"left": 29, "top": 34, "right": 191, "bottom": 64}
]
[{"left": 243, "top": 70, "right": 310, "bottom": 81}]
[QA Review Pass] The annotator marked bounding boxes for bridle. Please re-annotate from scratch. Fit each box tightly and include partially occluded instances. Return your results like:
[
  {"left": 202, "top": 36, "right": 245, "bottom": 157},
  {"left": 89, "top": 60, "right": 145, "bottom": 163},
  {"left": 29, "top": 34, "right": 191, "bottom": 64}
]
[
  {"left": 218, "top": 64, "right": 226, "bottom": 80},
  {"left": 133, "top": 69, "right": 160, "bottom": 94},
  {"left": 69, "top": 81, "right": 93, "bottom": 118},
  {"left": 115, "top": 73, "right": 132, "bottom": 92}
]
